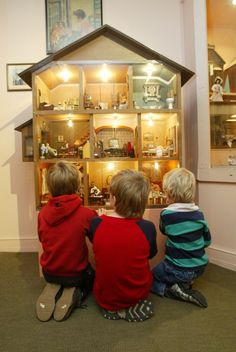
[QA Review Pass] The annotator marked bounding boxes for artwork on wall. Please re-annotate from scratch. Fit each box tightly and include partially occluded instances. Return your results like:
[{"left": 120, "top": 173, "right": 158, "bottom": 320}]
[
  {"left": 6, "top": 64, "right": 33, "bottom": 92},
  {"left": 45, "top": 0, "right": 103, "bottom": 54}
]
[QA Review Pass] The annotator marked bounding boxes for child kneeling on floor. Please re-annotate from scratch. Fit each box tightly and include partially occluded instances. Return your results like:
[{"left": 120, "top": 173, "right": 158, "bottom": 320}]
[
  {"left": 152, "top": 167, "right": 211, "bottom": 308},
  {"left": 36, "top": 161, "right": 97, "bottom": 322},
  {"left": 89, "top": 169, "right": 158, "bottom": 322}
]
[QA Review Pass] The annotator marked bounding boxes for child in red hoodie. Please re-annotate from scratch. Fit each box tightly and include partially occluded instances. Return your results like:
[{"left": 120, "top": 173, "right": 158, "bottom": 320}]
[{"left": 36, "top": 161, "right": 97, "bottom": 322}]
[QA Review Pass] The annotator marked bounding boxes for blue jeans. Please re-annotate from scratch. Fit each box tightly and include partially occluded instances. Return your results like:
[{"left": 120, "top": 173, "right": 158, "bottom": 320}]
[{"left": 151, "top": 260, "right": 205, "bottom": 296}]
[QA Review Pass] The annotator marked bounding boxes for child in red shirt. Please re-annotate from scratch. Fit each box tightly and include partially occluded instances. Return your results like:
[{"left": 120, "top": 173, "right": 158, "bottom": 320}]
[
  {"left": 89, "top": 169, "right": 157, "bottom": 322},
  {"left": 36, "top": 161, "right": 97, "bottom": 322}
]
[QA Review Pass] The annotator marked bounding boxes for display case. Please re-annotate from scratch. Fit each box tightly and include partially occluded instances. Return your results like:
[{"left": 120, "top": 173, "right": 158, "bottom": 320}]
[
  {"left": 19, "top": 25, "right": 193, "bottom": 209},
  {"left": 210, "top": 102, "right": 236, "bottom": 166},
  {"left": 207, "top": 2, "right": 236, "bottom": 168}
]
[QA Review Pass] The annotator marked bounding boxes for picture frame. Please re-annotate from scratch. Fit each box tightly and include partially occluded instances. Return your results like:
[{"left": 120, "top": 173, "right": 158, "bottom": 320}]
[
  {"left": 45, "top": 0, "right": 103, "bottom": 54},
  {"left": 6, "top": 64, "right": 33, "bottom": 92}
]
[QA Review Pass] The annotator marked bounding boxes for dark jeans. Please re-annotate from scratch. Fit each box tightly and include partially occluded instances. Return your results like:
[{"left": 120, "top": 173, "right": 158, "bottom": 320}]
[
  {"left": 43, "top": 263, "right": 95, "bottom": 299},
  {"left": 152, "top": 260, "right": 206, "bottom": 296}
]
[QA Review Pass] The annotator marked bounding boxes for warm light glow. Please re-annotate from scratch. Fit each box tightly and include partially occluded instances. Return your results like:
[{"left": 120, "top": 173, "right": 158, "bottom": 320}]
[
  {"left": 107, "top": 162, "right": 115, "bottom": 171},
  {"left": 67, "top": 119, "right": 73, "bottom": 127},
  {"left": 112, "top": 115, "right": 118, "bottom": 128},
  {"left": 154, "top": 162, "right": 159, "bottom": 170},
  {"left": 59, "top": 68, "right": 71, "bottom": 82},
  {"left": 148, "top": 114, "right": 154, "bottom": 126},
  {"left": 144, "top": 63, "right": 155, "bottom": 76},
  {"left": 99, "top": 64, "right": 111, "bottom": 82},
  {"left": 232, "top": 0, "right": 236, "bottom": 6},
  {"left": 226, "top": 114, "right": 236, "bottom": 122}
]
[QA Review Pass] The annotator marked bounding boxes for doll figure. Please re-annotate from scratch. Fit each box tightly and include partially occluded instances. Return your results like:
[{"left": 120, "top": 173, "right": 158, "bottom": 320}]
[
  {"left": 89, "top": 182, "right": 101, "bottom": 196},
  {"left": 40, "top": 143, "right": 48, "bottom": 159},
  {"left": 210, "top": 76, "right": 223, "bottom": 102}
]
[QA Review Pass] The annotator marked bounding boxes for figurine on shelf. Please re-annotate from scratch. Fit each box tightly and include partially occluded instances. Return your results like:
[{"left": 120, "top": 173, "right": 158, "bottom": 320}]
[
  {"left": 46, "top": 143, "right": 58, "bottom": 158},
  {"left": 40, "top": 143, "right": 48, "bottom": 159},
  {"left": 89, "top": 182, "right": 101, "bottom": 197},
  {"left": 166, "top": 89, "right": 175, "bottom": 109},
  {"left": 228, "top": 155, "right": 236, "bottom": 166},
  {"left": 210, "top": 76, "right": 223, "bottom": 102}
]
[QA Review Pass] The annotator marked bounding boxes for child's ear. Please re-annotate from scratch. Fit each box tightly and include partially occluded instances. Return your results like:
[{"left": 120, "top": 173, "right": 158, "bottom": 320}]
[{"left": 109, "top": 194, "right": 116, "bottom": 207}]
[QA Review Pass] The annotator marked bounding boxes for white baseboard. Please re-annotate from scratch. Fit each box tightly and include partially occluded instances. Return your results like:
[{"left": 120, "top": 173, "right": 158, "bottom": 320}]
[
  {"left": 208, "top": 246, "right": 236, "bottom": 271},
  {"left": 0, "top": 238, "right": 39, "bottom": 252},
  {"left": 1, "top": 239, "right": 236, "bottom": 272}
]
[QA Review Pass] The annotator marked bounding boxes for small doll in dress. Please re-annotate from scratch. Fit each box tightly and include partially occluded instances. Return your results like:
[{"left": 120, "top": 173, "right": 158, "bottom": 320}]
[{"left": 210, "top": 76, "right": 223, "bottom": 102}]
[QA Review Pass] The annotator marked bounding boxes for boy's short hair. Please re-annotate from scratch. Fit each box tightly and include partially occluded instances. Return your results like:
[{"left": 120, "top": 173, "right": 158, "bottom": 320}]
[
  {"left": 163, "top": 167, "right": 196, "bottom": 203},
  {"left": 109, "top": 169, "right": 150, "bottom": 218},
  {"left": 46, "top": 161, "right": 80, "bottom": 197}
]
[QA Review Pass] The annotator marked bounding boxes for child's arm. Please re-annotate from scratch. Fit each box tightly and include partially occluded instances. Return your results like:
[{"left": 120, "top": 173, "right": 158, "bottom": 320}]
[
  {"left": 137, "top": 220, "right": 158, "bottom": 259},
  {"left": 197, "top": 217, "right": 212, "bottom": 248},
  {"left": 203, "top": 225, "right": 211, "bottom": 247},
  {"left": 87, "top": 216, "right": 103, "bottom": 243}
]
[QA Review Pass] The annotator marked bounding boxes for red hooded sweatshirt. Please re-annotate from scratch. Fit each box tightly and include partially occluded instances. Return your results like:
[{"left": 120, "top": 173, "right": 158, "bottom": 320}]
[{"left": 38, "top": 194, "right": 97, "bottom": 277}]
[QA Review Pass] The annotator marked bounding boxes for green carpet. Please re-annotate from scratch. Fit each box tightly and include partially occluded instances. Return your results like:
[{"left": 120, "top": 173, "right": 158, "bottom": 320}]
[{"left": 0, "top": 253, "right": 235, "bottom": 352}]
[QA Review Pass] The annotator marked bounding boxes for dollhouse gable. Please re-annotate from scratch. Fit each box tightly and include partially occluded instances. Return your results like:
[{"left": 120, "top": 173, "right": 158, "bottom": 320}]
[{"left": 20, "top": 24, "right": 194, "bottom": 88}]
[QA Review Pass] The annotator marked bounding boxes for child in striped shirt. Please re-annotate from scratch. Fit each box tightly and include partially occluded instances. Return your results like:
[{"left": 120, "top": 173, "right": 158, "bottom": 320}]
[{"left": 152, "top": 167, "right": 211, "bottom": 308}]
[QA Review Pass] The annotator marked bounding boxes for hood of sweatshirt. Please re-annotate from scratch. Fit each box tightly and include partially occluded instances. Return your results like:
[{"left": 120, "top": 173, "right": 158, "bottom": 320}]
[{"left": 40, "top": 194, "right": 82, "bottom": 226}]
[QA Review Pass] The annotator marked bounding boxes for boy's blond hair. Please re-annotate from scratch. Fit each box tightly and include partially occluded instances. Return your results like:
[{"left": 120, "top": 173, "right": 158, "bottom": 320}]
[
  {"left": 46, "top": 161, "right": 80, "bottom": 197},
  {"left": 109, "top": 169, "right": 150, "bottom": 218},
  {"left": 163, "top": 167, "right": 196, "bottom": 203}
]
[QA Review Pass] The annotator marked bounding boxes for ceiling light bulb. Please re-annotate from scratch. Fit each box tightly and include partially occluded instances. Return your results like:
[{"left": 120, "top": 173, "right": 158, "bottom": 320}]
[
  {"left": 148, "top": 114, "right": 154, "bottom": 126},
  {"left": 100, "top": 64, "right": 110, "bottom": 82},
  {"left": 60, "top": 68, "right": 71, "bottom": 82},
  {"left": 113, "top": 115, "right": 118, "bottom": 128},
  {"left": 232, "top": 0, "right": 236, "bottom": 5},
  {"left": 145, "top": 63, "right": 155, "bottom": 76},
  {"left": 107, "top": 162, "right": 115, "bottom": 171},
  {"left": 68, "top": 119, "right": 73, "bottom": 127}
]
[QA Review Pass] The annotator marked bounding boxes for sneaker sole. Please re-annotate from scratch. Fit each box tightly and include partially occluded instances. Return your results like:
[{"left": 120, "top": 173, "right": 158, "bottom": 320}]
[
  {"left": 118, "top": 300, "right": 154, "bottom": 322},
  {"left": 53, "top": 287, "right": 77, "bottom": 322},
  {"left": 36, "top": 283, "right": 62, "bottom": 322}
]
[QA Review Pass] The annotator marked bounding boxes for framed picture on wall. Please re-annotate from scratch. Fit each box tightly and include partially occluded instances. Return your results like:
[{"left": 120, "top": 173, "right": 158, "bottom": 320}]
[
  {"left": 45, "top": 0, "right": 103, "bottom": 54},
  {"left": 6, "top": 64, "right": 33, "bottom": 92}
]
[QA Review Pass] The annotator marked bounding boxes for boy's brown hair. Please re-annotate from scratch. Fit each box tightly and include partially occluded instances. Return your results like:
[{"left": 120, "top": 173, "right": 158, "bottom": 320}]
[
  {"left": 109, "top": 169, "right": 150, "bottom": 218},
  {"left": 46, "top": 161, "right": 80, "bottom": 197}
]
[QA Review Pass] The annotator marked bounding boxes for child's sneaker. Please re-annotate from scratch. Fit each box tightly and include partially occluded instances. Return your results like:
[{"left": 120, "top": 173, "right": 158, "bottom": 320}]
[
  {"left": 165, "top": 283, "right": 208, "bottom": 308},
  {"left": 118, "top": 300, "right": 154, "bottom": 322},
  {"left": 36, "top": 283, "right": 62, "bottom": 321},
  {"left": 102, "top": 300, "right": 154, "bottom": 322},
  {"left": 102, "top": 309, "right": 121, "bottom": 320},
  {"left": 53, "top": 287, "right": 80, "bottom": 321}
]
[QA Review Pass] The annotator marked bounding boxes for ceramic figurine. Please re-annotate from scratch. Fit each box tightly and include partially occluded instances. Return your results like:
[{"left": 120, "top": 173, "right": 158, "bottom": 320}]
[
  {"left": 210, "top": 76, "right": 223, "bottom": 102},
  {"left": 40, "top": 143, "right": 47, "bottom": 159}
]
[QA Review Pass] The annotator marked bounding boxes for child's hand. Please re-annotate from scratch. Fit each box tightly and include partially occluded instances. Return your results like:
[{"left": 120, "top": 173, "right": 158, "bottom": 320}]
[{"left": 97, "top": 208, "right": 107, "bottom": 216}]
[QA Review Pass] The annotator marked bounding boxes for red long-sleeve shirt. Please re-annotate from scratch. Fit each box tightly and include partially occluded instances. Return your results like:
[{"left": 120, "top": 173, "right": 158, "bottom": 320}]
[{"left": 90, "top": 215, "right": 157, "bottom": 311}]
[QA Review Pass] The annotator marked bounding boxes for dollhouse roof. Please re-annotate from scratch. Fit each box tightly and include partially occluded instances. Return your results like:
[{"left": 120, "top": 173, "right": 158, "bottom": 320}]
[
  {"left": 208, "top": 44, "right": 225, "bottom": 67},
  {"left": 20, "top": 24, "right": 194, "bottom": 87},
  {"left": 14, "top": 119, "right": 32, "bottom": 132}
]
